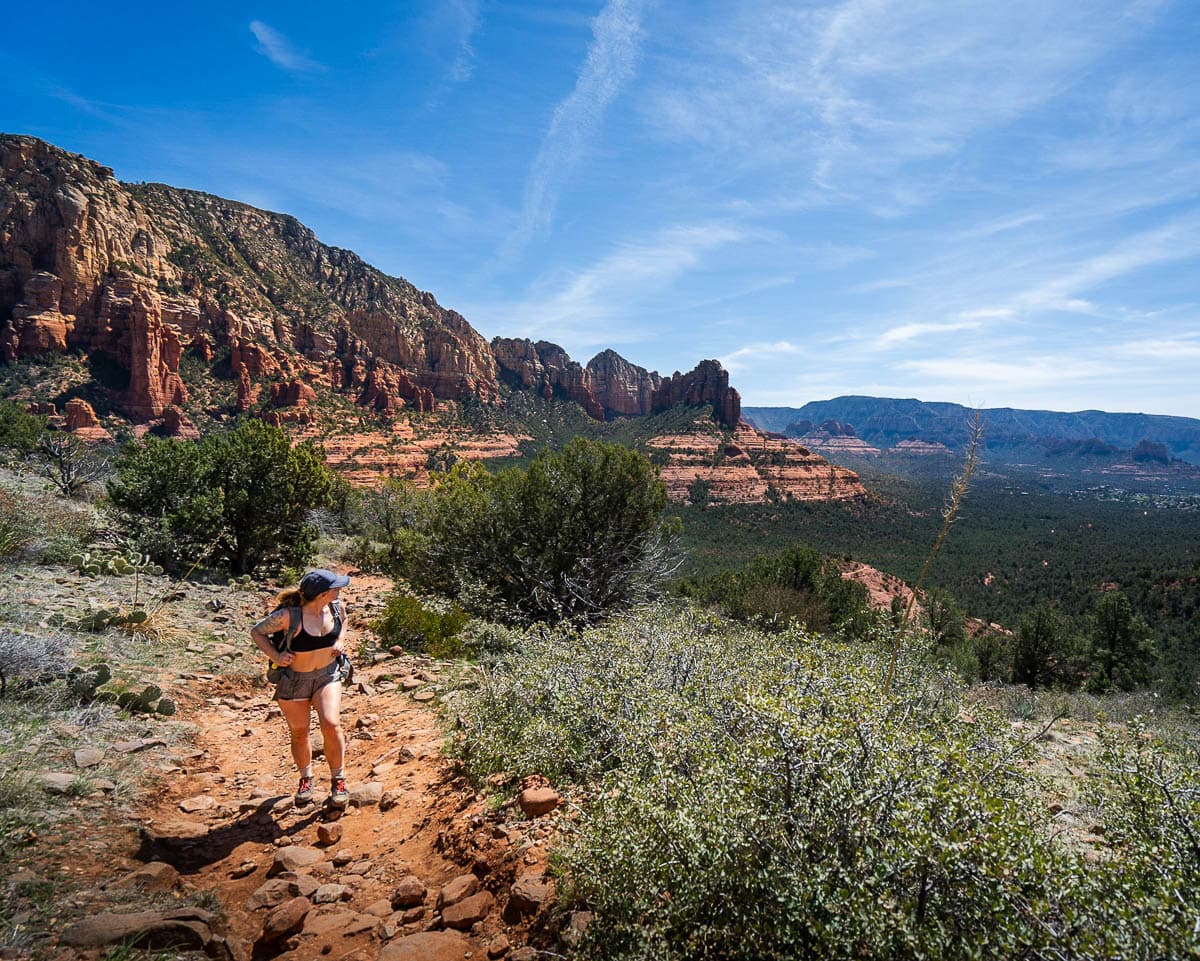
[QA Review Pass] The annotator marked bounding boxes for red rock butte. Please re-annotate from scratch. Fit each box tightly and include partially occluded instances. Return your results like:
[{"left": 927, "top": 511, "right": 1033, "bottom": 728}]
[{"left": 0, "top": 134, "right": 863, "bottom": 503}]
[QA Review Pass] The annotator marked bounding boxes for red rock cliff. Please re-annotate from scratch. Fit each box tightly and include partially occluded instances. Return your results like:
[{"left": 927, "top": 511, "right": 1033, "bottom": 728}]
[{"left": 491, "top": 338, "right": 741, "bottom": 428}]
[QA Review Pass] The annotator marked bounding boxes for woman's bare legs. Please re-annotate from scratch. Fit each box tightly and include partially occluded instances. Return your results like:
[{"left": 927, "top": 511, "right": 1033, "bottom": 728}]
[
  {"left": 278, "top": 697, "right": 314, "bottom": 770},
  {"left": 312, "top": 680, "right": 346, "bottom": 776}
]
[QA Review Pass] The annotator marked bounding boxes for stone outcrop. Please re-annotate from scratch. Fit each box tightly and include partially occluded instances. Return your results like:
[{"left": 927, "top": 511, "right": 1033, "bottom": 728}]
[
  {"left": 789, "top": 420, "right": 882, "bottom": 457},
  {"left": 0, "top": 134, "right": 498, "bottom": 421},
  {"left": 492, "top": 338, "right": 741, "bottom": 428},
  {"left": 647, "top": 420, "right": 865, "bottom": 504},
  {"left": 159, "top": 406, "right": 200, "bottom": 440},
  {"left": 2, "top": 134, "right": 752, "bottom": 448}
]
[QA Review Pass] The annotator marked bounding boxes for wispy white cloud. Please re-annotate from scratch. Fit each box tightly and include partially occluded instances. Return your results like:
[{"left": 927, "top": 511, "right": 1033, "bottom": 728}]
[
  {"left": 720, "top": 340, "right": 805, "bottom": 372},
  {"left": 476, "top": 221, "right": 752, "bottom": 352},
  {"left": 1117, "top": 336, "right": 1200, "bottom": 361},
  {"left": 250, "top": 21, "right": 326, "bottom": 73},
  {"left": 445, "top": 0, "right": 482, "bottom": 83},
  {"left": 875, "top": 319, "right": 985, "bottom": 348},
  {"left": 897, "top": 354, "right": 1118, "bottom": 390},
  {"left": 502, "top": 0, "right": 649, "bottom": 261}
]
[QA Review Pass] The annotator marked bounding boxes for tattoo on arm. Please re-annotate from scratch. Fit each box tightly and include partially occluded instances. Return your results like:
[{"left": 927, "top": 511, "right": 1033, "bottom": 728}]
[{"left": 254, "top": 609, "right": 289, "bottom": 636}]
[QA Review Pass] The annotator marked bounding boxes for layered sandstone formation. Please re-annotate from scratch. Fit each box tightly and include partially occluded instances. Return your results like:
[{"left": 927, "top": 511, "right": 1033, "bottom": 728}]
[
  {"left": 788, "top": 420, "right": 882, "bottom": 456},
  {"left": 646, "top": 419, "right": 865, "bottom": 504},
  {"left": 0, "top": 135, "right": 497, "bottom": 427},
  {"left": 1, "top": 135, "right": 743, "bottom": 435},
  {"left": 310, "top": 422, "right": 529, "bottom": 487},
  {"left": 492, "top": 338, "right": 741, "bottom": 428}
]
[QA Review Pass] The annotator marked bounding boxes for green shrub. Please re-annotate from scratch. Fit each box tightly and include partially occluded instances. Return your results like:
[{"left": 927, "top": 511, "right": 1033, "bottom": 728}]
[
  {"left": 679, "top": 546, "right": 873, "bottom": 638},
  {"left": 107, "top": 419, "right": 335, "bottom": 575},
  {"left": 410, "top": 438, "right": 677, "bottom": 625},
  {"left": 0, "top": 487, "right": 32, "bottom": 557},
  {"left": 457, "top": 607, "right": 1198, "bottom": 960},
  {"left": 373, "top": 592, "right": 469, "bottom": 658}
]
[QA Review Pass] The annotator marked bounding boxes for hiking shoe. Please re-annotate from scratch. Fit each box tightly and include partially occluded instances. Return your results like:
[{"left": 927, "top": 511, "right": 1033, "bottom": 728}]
[
  {"left": 330, "top": 777, "right": 350, "bottom": 808},
  {"left": 295, "top": 775, "right": 314, "bottom": 805}
]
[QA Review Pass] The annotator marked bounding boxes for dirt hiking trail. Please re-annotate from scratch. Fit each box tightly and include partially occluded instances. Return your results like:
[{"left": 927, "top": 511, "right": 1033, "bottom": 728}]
[{"left": 15, "top": 573, "right": 564, "bottom": 961}]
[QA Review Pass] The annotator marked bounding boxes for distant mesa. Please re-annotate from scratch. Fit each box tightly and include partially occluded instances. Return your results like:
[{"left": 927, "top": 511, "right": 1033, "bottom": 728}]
[{"left": 746, "top": 397, "right": 1200, "bottom": 467}]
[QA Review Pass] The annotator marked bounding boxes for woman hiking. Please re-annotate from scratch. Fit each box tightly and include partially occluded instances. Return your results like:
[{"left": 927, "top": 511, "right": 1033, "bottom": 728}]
[{"left": 250, "top": 569, "right": 353, "bottom": 808}]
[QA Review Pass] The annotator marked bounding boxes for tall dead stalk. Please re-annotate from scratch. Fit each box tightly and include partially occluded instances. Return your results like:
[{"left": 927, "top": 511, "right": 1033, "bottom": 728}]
[{"left": 883, "top": 410, "right": 983, "bottom": 693}]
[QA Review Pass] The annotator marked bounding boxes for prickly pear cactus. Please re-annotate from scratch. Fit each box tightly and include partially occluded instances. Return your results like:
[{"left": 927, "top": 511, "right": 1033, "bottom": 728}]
[
  {"left": 66, "top": 662, "right": 112, "bottom": 702},
  {"left": 68, "top": 549, "right": 164, "bottom": 578}
]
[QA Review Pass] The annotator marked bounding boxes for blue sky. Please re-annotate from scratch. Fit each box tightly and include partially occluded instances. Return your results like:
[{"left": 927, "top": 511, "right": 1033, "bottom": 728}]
[{"left": 3, "top": 0, "right": 1199, "bottom": 417}]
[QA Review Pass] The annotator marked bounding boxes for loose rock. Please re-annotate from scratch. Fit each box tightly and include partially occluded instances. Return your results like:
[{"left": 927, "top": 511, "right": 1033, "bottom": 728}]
[
  {"left": 379, "top": 930, "right": 474, "bottom": 961},
  {"left": 350, "top": 781, "right": 383, "bottom": 806},
  {"left": 270, "top": 845, "right": 323, "bottom": 876},
  {"left": 74, "top": 748, "right": 105, "bottom": 768},
  {"left": 125, "top": 862, "right": 179, "bottom": 892},
  {"left": 506, "top": 876, "right": 551, "bottom": 917},
  {"left": 441, "top": 890, "right": 494, "bottom": 931},
  {"left": 391, "top": 875, "right": 428, "bottom": 909},
  {"left": 518, "top": 787, "right": 560, "bottom": 818},
  {"left": 437, "top": 874, "right": 478, "bottom": 909},
  {"left": 317, "top": 823, "right": 343, "bottom": 846},
  {"left": 313, "top": 883, "right": 351, "bottom": 904},
  {"left": 260, "top": 897, "right": 310, "bottom": 943}
]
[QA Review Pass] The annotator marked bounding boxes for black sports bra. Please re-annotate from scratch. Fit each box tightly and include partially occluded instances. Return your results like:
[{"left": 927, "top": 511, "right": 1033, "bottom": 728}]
[{"left": 290, "top": 604, "right": 344, "bottom": 652}]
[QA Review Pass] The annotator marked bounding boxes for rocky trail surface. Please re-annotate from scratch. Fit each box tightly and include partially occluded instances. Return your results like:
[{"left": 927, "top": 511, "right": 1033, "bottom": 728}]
[{"left": 7, "top": 574, "right": 567, "bottom": 961}]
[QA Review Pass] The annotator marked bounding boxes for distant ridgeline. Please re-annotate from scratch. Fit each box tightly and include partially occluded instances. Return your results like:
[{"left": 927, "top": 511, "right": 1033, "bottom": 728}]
[{"left": 745, "top": 397, "right": 1200, "bottom": 467}]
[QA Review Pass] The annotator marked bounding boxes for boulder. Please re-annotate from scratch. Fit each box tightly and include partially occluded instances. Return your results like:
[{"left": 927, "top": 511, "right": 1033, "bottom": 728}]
[
  {"left": 441, "top": 890, "right": 494, "bottom": 931},
  {"left": 61, "top": 908, "right": 215, "bottom": 949},
  {"left": 260, "top": 897, "right": 310, "bottom": 943},
  {"left": 379, "top": 930, "right": 474, "bottom": 961},
  {"left": 517, "top": 787, "right": 560, "bottom": 818}
]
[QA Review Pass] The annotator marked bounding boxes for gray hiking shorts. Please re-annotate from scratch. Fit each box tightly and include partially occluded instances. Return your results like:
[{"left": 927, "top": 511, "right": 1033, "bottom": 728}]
[{"left": 274, "top": 657, "right": 351, "bottom": 701}]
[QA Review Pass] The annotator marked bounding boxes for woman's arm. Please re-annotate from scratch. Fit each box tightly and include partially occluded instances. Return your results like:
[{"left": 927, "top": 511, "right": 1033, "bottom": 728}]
[{"left": 250, "top": 608, "right": 295, "bottom": 664}]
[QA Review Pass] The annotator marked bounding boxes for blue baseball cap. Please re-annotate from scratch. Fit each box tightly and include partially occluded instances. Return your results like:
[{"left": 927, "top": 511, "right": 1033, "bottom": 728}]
[{"left": 300, "top": 569, "right": 351, "bottom": 599}]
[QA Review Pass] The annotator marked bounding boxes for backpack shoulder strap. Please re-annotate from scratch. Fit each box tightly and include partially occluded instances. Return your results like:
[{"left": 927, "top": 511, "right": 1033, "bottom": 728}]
[
  {"left": 278, "top": 607, "right": 302, "bottom": 653},
  {"left": 331, "top": 599, "right": 345, "bottom": 632}
]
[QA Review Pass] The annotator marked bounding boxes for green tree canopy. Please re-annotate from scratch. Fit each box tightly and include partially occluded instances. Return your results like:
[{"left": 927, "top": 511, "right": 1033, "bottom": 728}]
[
  {"left": 107, "top": 419, "right": 335, "bottom": 575},
  {"left": 408, "top": 438, "right": 677, "bottom": 625},
  {"left": 1012, "top": 599, "right": 1073, "bottom": 687},
  {"left": 1087, "top": 589, "right": 1156, "bottom": 692}
]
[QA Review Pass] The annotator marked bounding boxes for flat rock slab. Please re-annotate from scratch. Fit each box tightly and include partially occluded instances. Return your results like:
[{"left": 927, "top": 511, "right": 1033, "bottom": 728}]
[
  {"left": 301, "top": 908, "right": 375, "bottom": 936},
  {"left": 39, "top": 772, "right": 78, "bottom": 794},
  {"left": 113, "top": 737, "right": 166, "bottom": 754},
  {"left": 442, "top": 890, "right": 494, "bottom": 931},
  {"left": 61, "top": 908, "right": 215, "bottom": 949},
  {"left": 270, "top": 845, "right": 323, "bottom": 876},
  {"left": 379, "top": 931, "right": 475, "bottom": 961},
  {"left": 438, "top": 874, "right": 478, "bottom": 909},
  {"left": 350, "top": 782, "right": 383, "bottom": 806},
  {"left": 74, "top": 748, "right": 105, "bottom": 768},
  {"left": 179, "top": 795, "right": 215, "bottom": 813},
  {"left": 146, "top": 819, "right": 210, "bottom": 841}
]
